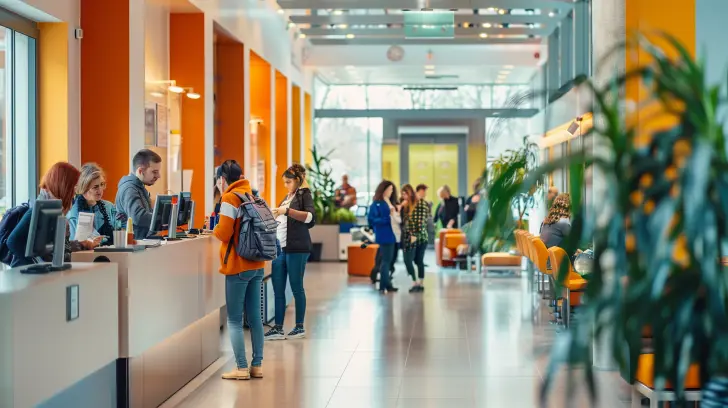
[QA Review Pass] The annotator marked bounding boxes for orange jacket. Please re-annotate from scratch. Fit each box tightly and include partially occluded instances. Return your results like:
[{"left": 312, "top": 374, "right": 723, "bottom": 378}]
[{"left": 212, "top": 179, "right": 266, "bottom": 275}]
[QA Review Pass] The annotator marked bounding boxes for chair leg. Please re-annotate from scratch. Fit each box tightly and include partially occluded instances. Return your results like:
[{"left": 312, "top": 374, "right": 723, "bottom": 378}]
[
  {"left": 564, "top": 288, "right": 571, "bottom": 328},
  {"left": 630, "top": 388, "right": 642, "bottom": 408}
]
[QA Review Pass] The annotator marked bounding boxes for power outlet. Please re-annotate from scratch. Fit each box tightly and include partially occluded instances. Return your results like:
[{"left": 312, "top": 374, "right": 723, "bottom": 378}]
[{"left": 75, "top": 28, "right": 83, "bottom": 39}]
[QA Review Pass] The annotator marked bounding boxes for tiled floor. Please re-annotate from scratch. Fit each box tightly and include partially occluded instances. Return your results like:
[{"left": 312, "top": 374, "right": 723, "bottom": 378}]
[{"left": 167, "top": 254, "right": 632, "bottom": 408}]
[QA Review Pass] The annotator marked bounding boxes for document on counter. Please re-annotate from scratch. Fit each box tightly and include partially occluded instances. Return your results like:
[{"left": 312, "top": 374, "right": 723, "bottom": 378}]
[{"left": 74, "top": 212, "right": 96, "bottom": 241}]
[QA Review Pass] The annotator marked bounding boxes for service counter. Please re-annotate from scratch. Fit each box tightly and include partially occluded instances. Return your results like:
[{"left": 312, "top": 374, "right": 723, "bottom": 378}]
[
  {"left": 0, "top": 263, "right": 119, "bottom": 408},
  {"left": 72, "top": 235, "right": 225, "bottom": 408}
]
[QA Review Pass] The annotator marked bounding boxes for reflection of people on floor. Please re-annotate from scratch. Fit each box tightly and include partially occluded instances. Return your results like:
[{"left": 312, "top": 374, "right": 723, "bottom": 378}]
[
  {"left": 435, "top": 185, "right": 460, "bottom": 229},
  {"left": 334, "top": 175, "right": 357, "bottom": 209}
]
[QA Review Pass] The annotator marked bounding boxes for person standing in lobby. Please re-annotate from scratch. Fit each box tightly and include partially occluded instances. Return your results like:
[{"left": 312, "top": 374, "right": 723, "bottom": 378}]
[
  {"left": 115, "top": 149, "right": 162, "bottom": 239},
  {"left": 368, "top": 180, "right": 400, "bottom": 294},
  {"left": 212, "top": 160, "right": 266, "bottom": 380},
  {"left": 265, "top": 164, "right": 315, "bottom": 341},
  {"left": 401, "top": 184, "right": 429, "bottom": 292},
  {"left": 435, "top": 185, "right": 460, "bottom": 229}
]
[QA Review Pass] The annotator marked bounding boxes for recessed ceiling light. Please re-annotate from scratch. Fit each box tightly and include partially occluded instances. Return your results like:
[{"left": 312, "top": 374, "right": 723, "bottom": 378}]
[
  {"left": 479, "top": 33, "right": 488, "bottom": 38},
  {"left": 298, "top": 33, "right": 307, "bottom": 38},
  {"left": 339, "top": 24, "right": 348, "bottom": 29},
  {"left": 504, "top": 65, "right": 515, "bottom": 69},
  {"left": 424, "top": 65, "right": 435, "bottom": 69},
  {"left": 463, "top": 22, "right": 470, "bottom": 28},
  {"left": 482, "top": 23, "right": 492, "bottom": 28},
  {"left": 277, "top": 9, "right": 284, "bottom": 14},
  {"left": 548, "top": 11, "right": 555, "bottom": 17},
  {"left": 425, "top": 70, "right": 435, "bottom": 75},
  {"left": 287, "top": 22, "right": 296, "bottom": 28},
  {"left": 498, "top": 9, "right": 506, "bottom": 15},
  {"left": 333, "top": 10, "right": 343, "bottom": 15},
  {"left": 499, "top": 70, "right": 510, "bottom": 75},
  {"left": 346, "top": 34, "right": 355, "bottom": 39}
]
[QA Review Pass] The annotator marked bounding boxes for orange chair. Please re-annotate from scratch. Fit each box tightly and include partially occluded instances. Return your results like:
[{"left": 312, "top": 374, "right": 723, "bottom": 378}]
[
  {"left": 547, "top": 247, "right": 588, "bottom": 327},
  {"left": 530, "top": 236, "right": 553, "bottom": 297},
  {"left": 436, "top": 229, "right": 464, "bottom": 267},
  {"left": 347, "top": 244, "right": 379, "bottom": 277},
  {"left": 632, "top": 354, "right": 702, "bottom": 406}
]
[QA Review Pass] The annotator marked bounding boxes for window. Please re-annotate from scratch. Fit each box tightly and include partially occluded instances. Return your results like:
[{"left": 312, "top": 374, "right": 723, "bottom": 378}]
[{"left": 0, "top": 16, "right": 37, "bottom": 214}]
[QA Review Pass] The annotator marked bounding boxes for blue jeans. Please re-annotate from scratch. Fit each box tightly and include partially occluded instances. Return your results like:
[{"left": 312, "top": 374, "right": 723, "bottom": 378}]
[
  {"left": 272, "top": 242, "right": 309, "bottom": 326},
  {"left": 226, "top": 269, "right": 264, "bottom": 369},
  {"left": 377, "top": 243, "right": 396, "bottom": 290}
]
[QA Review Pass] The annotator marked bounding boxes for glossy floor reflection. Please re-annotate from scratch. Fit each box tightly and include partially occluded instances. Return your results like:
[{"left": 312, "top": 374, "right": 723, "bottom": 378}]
[{"left": 168, "top": 254, "right": 631, "bottom": 408}]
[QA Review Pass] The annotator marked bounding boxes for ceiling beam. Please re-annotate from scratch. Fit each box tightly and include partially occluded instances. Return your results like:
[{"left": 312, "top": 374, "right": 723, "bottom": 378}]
[
  {"left": 300, "top": 27, "right": 548, "bottom": 36},
  {"left": 290, "top": 14, "right": 561, "bottom": 25},
  {"left": 315, "top": 108, "right": 540, "bottom": 119},
  {"left": 278, "top": 0, "right": 573, "bottom": 11},
  {"left": 308, "top": 37, "right": 543, "bottom": 45}
]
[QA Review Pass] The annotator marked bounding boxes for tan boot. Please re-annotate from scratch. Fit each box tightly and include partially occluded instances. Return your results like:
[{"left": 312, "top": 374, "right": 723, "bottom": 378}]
[
  {"left": 221, "top": 367, "right": 250, "bottom": 380},
  {"left": 250, "top": 365, "right": 263, "bottom": 378}
]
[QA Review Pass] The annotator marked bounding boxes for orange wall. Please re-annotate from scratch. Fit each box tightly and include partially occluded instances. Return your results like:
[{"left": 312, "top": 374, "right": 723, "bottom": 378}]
[
  {"left": 171, "top": 13, "right": 207, "bottom": 227},
  {"left": 291, "top": 85, "right": 301, "bottom": 164},
  {"left": 625, "top": 0, "right": 695, "bottom": 140},
  {"left": 38, "top": 22, "right": 69, "bottom": 178},
  {"left": 275, "top": 71, "right": 288, "bottom": 205},
  {"left": 80, "top": 0, "right": 131, "bottom": 200},
  {"left": 215, "top": 42, "right": 245, "bottom": 167},
  {"left": 250, "top": 53, "right": 271, "bottom": 200},
  {"left": 304, "top": 93, "right": 313, "bottom": 165}
]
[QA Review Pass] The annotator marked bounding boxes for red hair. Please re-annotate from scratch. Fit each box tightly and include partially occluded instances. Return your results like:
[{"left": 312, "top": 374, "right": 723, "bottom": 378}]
[{"left": 40, "top": 162, "right": 81, "bottom": 212}]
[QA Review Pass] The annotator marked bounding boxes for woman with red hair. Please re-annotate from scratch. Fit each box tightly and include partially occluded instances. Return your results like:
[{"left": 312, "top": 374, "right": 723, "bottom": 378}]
[{"left": 7, "top": 162, "right": 102, "bottom": 267}]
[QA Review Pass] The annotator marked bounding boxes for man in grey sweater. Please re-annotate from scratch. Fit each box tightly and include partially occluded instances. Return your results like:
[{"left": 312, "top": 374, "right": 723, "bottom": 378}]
[{"left": 116, "top": 149, "right": 162, "bottom": 239}]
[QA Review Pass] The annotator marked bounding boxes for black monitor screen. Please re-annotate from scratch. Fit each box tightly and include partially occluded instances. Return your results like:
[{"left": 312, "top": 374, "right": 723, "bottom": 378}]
[
  {"left": 25, "top": 199, "right": 63, "bottom": 259},
  {"left": 177, "top": 192, "right": 192, "bottom": 225}
]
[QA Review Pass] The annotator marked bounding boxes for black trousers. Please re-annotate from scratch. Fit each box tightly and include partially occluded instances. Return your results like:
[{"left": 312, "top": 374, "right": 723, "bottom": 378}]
[{"left": 370, "top": 243, "right": 399, "bottom": 281}]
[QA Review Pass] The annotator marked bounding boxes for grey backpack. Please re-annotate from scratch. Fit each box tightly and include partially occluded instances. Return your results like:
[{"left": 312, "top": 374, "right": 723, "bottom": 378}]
[{"left": 224, "top": 192, "right": 278, "bottom": 263}]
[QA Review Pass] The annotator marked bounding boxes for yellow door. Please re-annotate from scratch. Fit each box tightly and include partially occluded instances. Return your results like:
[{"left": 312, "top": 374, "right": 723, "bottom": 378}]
[{"left": 408, "top": 143, "right": 459, "bottom": 203}]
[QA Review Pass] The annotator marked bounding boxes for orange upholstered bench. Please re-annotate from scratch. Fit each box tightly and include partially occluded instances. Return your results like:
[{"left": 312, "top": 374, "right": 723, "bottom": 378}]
[
  {"left": 481, "top": 252, "right": 522, "bottom": 276},
  {"left": 347, "top": 244, "right": 379, "bottom": 277},
  {"left": 436, "top": 229, "right": 463, "bottom": 267},
  {"left": 632, "top": 353, "right": 701, "bottom": 406}
]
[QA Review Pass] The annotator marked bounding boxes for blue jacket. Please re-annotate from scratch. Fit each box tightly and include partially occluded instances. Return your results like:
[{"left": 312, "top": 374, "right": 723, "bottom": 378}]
[
  {"left": 367, "top": 200, "right": 396, "bottom": 245},
  {"left": 67, "top": 196, "right": 122, "bottom": 243}
]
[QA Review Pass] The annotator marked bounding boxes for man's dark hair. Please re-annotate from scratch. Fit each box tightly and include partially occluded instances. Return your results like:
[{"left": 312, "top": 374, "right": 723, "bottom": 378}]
[
  {"left": 132, "top": 149, "right": 162, "bottom": 170},
  {"left": 216, "top": 160, "right": 242, "bottom": 184},
  {"left": 416, "top": 184, "right": 428, "bottom": 192}
]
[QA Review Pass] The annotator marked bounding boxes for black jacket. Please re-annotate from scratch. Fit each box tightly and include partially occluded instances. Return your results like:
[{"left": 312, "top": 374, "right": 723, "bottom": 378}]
[
  {"left": 281, "top": 188, "right": 316, "bottom": 253},
  {"left": 436, "top": 196, "right": 460, "bottom": 228}
]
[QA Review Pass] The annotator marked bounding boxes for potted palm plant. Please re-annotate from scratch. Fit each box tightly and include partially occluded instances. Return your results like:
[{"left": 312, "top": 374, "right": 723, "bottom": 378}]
[
  {"left": 306, "top": 146, "right": 357, "bottom": 261},
  {"left": 472, "top": 34, "right": 728, "bottom": 406}
]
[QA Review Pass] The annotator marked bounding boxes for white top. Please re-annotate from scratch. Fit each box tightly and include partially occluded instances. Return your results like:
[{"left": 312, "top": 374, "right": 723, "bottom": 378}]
[
  {"left": 386, "top": 199, "right": 402, "bottom": 243},
  {"left": 276, "top": 193, "right": 313, "bottom": 248}
]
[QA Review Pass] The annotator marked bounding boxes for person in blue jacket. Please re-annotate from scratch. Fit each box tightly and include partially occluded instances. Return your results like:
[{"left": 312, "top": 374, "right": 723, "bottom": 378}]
[{"left": 368, "top": 180, "right": 400, "bottom": 294}]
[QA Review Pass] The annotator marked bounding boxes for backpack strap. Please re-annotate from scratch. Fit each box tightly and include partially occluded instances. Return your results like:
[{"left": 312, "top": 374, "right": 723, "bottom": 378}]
[{"left": 222, "top": 192, "right": 251, "bottom": 265}]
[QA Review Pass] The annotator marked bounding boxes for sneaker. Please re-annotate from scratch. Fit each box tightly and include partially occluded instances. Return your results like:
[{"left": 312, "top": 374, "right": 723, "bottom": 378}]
[
  {"left": 287, "top": 326, "right": 306, "bottom": 339},
  {"left": 264, "top": 327, "right": 286, "bottom": 341},
  {"left": 222, "top": 367, "right": 250, "bottom": 380},
  {"left": 250, "top": 365, "right": 263, "bottom": 378}
]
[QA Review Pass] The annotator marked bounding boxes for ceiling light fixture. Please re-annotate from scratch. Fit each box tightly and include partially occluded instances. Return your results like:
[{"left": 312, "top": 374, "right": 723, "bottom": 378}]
[
  {"left": 277, "top": 9, "right": 284, "bottom": 14},
  {"left": 339, "top": 24, "right": 348, "bottom": 29},
  {"left": 424, "top": 70, "right": 435, "bottom": 75},
  {"left": 548, "top": 11, "right": 556, "bottom": 17},
  {"left": 504, "top": 65, "right": 515, "bottom": 69},
  {"left": 424, "top": 65, "right": 435, "bottom": 69},
  {"left": 299, "top": 33, "right": 307, "bottom": 39},
  {"left": 287, "top": 22, "right": 296, "bottom": 29},
  {"left": 346, "top": 34, "right": 355, "bottom": 39},
  {"left": 479, "top": 33, "right": 488, "bottom": 38},
  {"left": 150, "top": 91, "right": 164, "bottom": 98},
  {"left": 482, "top": 23, "right": 492, "bottom": 28},
  {"left": 186, "top": 92, "right": 201, "bottom": 100},
  {"left": 333, "top": 9, "right": 343, "bottom": 15},
  {"left": 168, "top": 85, "right": 185, "bottom": 94},
  {"left": 499, "top": 9, "right": 506, "bottom": 15},
  {"left": 499, "top": 70, "right": 510, "bottom": 75},
  {"left": 463, "top": 22, "right": 470, "bottom": 28}
]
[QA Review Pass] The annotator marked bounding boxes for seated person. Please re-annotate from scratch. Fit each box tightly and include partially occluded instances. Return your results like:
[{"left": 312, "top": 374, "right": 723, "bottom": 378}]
[
  {"left": 116, "top": 149, "right": 162, "bottom": 239},
  {"left": 540, "top": 193, "right": 572, "bottom": 249},
  {"left": 68, "top": 163, "right": 122, "bottom": 244},
  {"left": 334, "top": 175, "right": 357, "bottom": 209},
  {"left": 7, "top": 162, "right": 101, "bottom": 267}
]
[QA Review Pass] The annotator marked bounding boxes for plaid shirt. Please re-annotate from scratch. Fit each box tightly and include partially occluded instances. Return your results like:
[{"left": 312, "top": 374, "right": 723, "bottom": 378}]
[{"left": 402, "top": 199, "right": 430, "bottom": 251}]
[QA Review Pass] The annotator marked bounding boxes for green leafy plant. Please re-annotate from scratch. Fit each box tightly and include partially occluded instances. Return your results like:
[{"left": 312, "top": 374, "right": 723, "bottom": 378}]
[
  {"left": 306, "top": 146, "right": 356, "bottom": 225},
  {"left": 473, "top": 33, "right": 728, "bottom": 405}
]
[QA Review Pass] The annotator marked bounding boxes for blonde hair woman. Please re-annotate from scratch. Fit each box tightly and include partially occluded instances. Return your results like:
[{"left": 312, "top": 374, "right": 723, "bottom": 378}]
[{"left": 67, "top": 163, "right": 123, "bottom": 243}]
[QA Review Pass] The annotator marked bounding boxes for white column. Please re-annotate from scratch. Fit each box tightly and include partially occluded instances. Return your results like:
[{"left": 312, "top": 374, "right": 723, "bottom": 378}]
[
  {"left": 269, "top": 65, "right": 276, "bottom": 205},
  {"left": 128, "top": 0, "right": 146, "bottom": 168},
  {"left": 243, "top": 48, "right": 251, "bottom": 178},
  {"left": 203, "top": 14, "right": 214, "bottom": 217}
]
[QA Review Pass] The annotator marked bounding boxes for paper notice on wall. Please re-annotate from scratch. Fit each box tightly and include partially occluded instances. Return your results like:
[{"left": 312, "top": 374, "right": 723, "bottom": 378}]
[
  {"left": 74, "top": 212, "right": 95, "bottom": 241},
  {"left": 182, "top": 170, "right": 193, "bottom": 193}
]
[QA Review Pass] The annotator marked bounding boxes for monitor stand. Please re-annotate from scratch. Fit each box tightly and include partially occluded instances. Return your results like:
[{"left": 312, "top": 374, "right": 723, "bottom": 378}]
[
  {"left": 22, "top": 218, "right": 73, "bottom": 274},
  {"left": 23, "top": 263, "right": 72, "bottom": 274}
]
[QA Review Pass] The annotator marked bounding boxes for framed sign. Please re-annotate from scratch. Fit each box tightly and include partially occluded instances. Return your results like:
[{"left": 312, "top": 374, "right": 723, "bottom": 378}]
[
  {"left": 144, "top": 104, "right": 157, "bottom": 146},
  {"left": 66, "top": 285, "right": 79, "bottom": 322}
]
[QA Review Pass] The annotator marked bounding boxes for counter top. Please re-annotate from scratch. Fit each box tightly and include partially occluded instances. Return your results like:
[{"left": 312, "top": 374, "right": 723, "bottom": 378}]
[{"left": 0, "top": 262, "right": 107, "bottom": 295}]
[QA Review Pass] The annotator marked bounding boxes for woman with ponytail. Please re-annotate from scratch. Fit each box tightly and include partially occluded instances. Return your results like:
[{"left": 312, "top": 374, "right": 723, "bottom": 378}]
[{"left": 265, "top": 164, "right": 315, "bottom": 340}]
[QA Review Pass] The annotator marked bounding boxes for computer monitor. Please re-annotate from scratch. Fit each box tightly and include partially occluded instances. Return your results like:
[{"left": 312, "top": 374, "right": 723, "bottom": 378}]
[
  {"left": 177, "top": 192, "right": 193, "bottom": 226},
  {"left": 149, "top": 194, "right": 174, "bottom": 235},
  {"left": 23, "top": 199, "right": 71, "bottom": 273}
]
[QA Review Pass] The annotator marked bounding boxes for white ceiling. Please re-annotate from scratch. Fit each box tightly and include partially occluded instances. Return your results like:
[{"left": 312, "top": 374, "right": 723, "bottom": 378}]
[{"left": 317, "top": 64, "right": 535, "bottom": 85}]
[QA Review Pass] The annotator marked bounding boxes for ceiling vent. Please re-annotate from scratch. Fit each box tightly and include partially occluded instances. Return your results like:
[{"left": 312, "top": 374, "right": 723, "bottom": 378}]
[
  {"left": 424, "top": 74, "right": 459, "bottom": 80},
  {"left": 403, "top": 86, "right": 459, "bottom": 91}
]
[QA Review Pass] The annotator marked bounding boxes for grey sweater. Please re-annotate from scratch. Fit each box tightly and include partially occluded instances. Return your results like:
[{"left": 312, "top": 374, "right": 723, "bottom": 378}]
[
  {"left": 115, "top": 174, "right": 153, "bottom": 239},
  {"left": 539, "top": 218, "right": 572, "bottom": 249}
]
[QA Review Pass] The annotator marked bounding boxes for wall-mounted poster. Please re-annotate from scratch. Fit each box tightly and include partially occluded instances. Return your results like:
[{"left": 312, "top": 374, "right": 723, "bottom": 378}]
[
  {"left": 157, "top": 104, "right": 168, "bottom": 147},
  {"left": 144, "top": 104, "right": 157, "bottom": 146}
]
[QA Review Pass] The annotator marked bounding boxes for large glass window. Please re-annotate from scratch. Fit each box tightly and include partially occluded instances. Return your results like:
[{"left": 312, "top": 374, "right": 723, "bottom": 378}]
[{"left": 0, "top": 22, "right": 36, "bottom": 214}]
